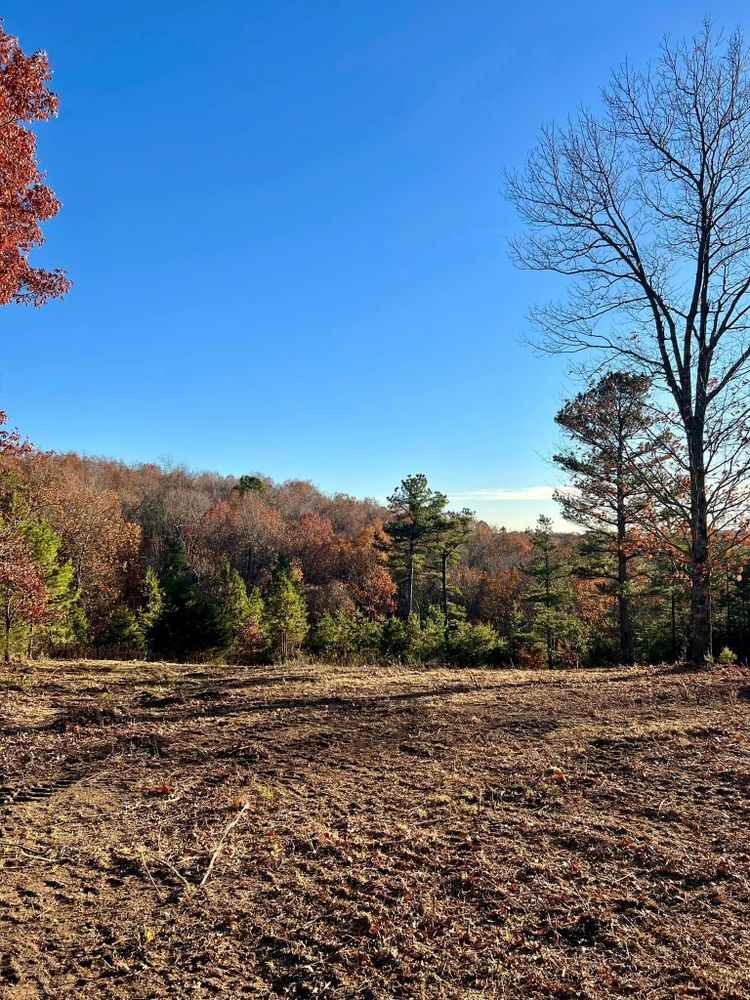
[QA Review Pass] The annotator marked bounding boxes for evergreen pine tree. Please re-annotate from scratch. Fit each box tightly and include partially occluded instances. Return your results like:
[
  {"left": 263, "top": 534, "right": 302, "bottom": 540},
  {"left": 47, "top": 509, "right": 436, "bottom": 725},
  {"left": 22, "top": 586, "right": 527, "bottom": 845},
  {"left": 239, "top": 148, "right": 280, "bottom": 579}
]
[
  {"left": 16, "top": 516, "right": 83, "bottom": 658},
  {"left": 307, "top": 610, "right": 340, "bottom": 660},
  {"left": 553, "top": 371, "right": 656, "bottom": 664},
  {"left": 216, "top": 563, "right": 251, "bottom": 638},
  {"left": 522, "top": 516, "right": 580, "bottom": 667},
  {"left": 384, "top": 474, "right": 448, "bottom": 617},
  {"left": 264, "top": 556, "right": 308, "bottom": 661},
  {"left": 151, "top": 547, "right": 228, "bottom": 662},
  {"left": 138, "top": 567, "right": 164, "bottom": 654},
  {"left": 106, "top": 606, "right": 147, "bottom": 658},
  {"left": 227, "top": 586, "right": 268, "bottom": 664},
  {"left": 432, "top": 508, "right": 474, "bottom": 628}
]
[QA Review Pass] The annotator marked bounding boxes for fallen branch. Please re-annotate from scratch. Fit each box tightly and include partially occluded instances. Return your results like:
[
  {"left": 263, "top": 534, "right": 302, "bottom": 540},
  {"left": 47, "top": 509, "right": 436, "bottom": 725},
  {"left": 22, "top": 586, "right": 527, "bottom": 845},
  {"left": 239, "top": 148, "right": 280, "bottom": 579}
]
[
  {"left": 153, "top": 855, "right": 193, "bottom": 892},
  {"left": 198, "top": 800, "right": 252, "bottom": 889}
]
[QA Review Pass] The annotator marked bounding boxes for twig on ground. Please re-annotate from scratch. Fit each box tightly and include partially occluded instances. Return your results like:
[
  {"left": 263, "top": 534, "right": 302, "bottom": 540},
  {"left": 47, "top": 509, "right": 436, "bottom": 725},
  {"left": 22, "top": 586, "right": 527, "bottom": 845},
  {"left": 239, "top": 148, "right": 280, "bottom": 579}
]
[
  {"left": 154, "top": 855, "right": 193, "bottom": 891},
  {"left": 1, "top": 843, "right": 61, "bottom": 862},
  {"left": 197, "top": 800, "right": 252, "bottom": 889}
]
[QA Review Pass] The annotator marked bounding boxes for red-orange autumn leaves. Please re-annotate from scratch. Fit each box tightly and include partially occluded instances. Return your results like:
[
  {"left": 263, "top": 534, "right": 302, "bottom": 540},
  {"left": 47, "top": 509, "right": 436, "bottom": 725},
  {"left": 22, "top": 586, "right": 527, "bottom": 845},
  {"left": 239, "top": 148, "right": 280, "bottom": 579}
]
[{"left": 0, "top": 24, "right": 69, "bottom": 305}]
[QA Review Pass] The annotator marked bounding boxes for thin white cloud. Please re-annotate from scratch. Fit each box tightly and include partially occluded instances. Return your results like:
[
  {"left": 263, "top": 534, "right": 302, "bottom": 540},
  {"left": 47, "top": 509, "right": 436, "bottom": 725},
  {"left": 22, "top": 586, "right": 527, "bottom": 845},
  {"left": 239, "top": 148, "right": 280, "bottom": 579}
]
[{"left": 448, "top": 486, "right": 560, "bottom": 502}]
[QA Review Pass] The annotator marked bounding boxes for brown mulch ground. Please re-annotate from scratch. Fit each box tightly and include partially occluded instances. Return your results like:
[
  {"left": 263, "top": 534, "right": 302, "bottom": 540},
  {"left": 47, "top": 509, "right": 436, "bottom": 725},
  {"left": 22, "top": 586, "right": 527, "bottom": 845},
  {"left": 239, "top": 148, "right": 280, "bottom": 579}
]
[{"left": 1, "top": 658, "right": 749, "bottom": 999}]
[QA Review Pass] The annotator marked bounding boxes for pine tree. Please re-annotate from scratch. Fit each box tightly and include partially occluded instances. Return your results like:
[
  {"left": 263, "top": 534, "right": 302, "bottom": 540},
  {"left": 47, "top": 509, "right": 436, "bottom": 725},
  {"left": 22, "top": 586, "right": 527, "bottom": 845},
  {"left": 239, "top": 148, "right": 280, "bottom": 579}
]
[
  {"left": 248, "top": 586, "right": 265, "bottom": 628},
  {"left": 3, "top": 514, "right": 83, "bottom": 659},
  {"left": 236, "top": 475, "right": 266, "bottom": 495},
  {"left": 433, "top": 508, "right": 474, "bottom": 628},
  {"left": 522, "top": 516, "right": 578, "bottom": 667},
  {"left": 384, "top": 475, "right": 448, "bottom": 617},
  {"left": 215, "top": 562, "right": 251, "bottom": 654},
  {"left": 307, "top": 610, "right": 340, "bottom": 660},
  {"left": 22, "top": 517, "right": 82, "bottom": 656},
  {"left": 228, "top": 586, "right": 267, "bottom": 664},
  {"left": 139, "top": 567, "right": 164, "bottom": 632},
  {"left": 106, "top": 606, "right": 146, "bottom": 658},
  {"left": 151, "top": 547, "right": 228, "bottom": 662},
  {"left": 554, "top": 372, "right": 656, "bottom": 664},
  {"left": 264, "top": 557, "right": 308, "bottom": 661}
]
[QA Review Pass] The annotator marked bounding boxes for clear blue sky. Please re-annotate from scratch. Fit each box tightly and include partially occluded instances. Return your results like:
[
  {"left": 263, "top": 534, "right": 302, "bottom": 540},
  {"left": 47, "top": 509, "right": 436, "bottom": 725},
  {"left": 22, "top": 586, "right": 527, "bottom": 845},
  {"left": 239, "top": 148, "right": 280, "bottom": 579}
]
[{"left": 5, "top": 1, "right": 748, "bottom": 528}]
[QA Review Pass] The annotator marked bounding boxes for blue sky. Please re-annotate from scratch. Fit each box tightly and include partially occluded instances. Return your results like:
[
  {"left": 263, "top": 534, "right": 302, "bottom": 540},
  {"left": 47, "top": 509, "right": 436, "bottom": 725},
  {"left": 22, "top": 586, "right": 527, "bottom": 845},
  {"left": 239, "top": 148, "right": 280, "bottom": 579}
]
[{"left": 5, "top": 1, "right": 748, "bottom": 528}]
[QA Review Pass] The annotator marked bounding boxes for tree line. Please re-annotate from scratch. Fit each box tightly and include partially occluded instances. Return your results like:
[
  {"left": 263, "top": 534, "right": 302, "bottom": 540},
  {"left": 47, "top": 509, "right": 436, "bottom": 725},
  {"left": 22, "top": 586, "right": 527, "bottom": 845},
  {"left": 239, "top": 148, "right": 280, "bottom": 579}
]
[{"left": 2, "top": 364, "right": 750, "bottom": 668}]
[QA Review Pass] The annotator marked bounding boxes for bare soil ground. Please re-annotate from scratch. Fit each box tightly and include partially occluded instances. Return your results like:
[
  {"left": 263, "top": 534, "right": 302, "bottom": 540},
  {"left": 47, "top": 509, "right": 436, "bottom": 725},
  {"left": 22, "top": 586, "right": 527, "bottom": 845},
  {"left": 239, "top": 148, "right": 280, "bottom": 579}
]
[{"left": 1, "top": 659, "right": 749, "bottom": 999}]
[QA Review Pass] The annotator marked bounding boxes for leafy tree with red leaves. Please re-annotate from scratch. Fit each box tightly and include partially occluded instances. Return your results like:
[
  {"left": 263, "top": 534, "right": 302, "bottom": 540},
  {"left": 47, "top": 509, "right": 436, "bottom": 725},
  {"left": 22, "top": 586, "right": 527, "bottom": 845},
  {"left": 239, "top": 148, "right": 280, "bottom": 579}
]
[
  {"left": 0, "top": 23, "right": 70, "bottom": 305},
  {"left": 0, "top": 522, "right": 49, "bottom": 662}
]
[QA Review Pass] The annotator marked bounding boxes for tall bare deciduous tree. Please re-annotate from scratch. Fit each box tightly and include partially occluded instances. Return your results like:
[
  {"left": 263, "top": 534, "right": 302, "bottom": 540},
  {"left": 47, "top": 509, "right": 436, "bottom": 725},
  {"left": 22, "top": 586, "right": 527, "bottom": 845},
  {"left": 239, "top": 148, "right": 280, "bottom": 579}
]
[{"left": 507, "top": 22, "right": 750, "bottom": 665}]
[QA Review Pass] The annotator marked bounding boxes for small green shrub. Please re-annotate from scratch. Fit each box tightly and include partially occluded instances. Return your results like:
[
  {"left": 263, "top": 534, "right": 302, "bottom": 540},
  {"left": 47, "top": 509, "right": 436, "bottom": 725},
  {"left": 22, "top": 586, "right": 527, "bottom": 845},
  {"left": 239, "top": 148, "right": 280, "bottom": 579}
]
[
  {"left": 447, "top": 621, "right": 505, "bottom": 667},
  {"left": 106, "top": 606, "right": 147, "bottom": 658},
  {"left": 307, "top": 609, "right": 383, "bottom": 662}
]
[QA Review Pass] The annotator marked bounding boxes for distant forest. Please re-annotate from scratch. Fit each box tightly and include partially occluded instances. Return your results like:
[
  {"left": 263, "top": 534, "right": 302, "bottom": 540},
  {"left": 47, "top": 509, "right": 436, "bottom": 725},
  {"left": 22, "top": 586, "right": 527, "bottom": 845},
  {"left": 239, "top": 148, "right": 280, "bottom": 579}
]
[{"left": 2, "top": 386, "right": 749, "bottom": 669}]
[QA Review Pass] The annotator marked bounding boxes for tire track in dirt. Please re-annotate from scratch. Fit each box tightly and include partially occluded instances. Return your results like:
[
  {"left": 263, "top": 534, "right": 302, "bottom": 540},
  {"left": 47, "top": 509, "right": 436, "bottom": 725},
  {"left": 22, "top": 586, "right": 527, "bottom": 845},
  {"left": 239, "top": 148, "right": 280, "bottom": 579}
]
[
  {"left": 0, "top": 743, "right": 122, "bottom": 818},
  {"left": 0, "top": 770, "right": 84, "bottom": 811}
]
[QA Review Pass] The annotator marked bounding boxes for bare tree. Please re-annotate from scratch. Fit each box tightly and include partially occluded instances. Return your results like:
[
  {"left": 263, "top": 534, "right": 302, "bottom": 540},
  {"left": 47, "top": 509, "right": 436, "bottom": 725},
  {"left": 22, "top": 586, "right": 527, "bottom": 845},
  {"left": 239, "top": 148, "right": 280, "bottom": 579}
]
[{"left": 507, "top": 22, "right": 750, "bottom": 665}]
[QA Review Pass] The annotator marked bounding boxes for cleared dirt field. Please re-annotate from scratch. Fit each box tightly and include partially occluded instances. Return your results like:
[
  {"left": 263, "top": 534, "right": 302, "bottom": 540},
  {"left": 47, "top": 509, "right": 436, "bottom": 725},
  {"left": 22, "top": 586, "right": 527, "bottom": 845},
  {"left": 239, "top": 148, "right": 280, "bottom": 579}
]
[{"left": 1, "top": 659, "right": 749, "bottom": 999}]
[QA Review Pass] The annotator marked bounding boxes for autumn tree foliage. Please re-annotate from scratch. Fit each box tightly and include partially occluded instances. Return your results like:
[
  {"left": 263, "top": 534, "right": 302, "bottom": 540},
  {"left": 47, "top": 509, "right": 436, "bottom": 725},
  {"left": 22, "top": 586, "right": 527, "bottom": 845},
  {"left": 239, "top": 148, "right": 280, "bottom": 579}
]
[
  {"left": 0, "top": 417, "right": 41, "bottom": 660},
  {"left": 283, "top": 513, "right": 340, "bottom": 585},
  {"left": 336, "top": 523, "right": 396, "bottom": 618},
  {"left": 0, "top": 418, "right": 82, "bottom": 660},
  {"left": 0, "top": 24, "right": 70, "bottom": 306},
  {"left": 0, "top": 519, "right": 49, "bottom": 662},
  {"left": 4, "top": 416, "right": 744, "bottom": 668},
  {"left": 22, "top": 454, "right": 141, "bottom": 641},
  {"left": 0, "top": 412, "right": 32, "bottom": 464}
]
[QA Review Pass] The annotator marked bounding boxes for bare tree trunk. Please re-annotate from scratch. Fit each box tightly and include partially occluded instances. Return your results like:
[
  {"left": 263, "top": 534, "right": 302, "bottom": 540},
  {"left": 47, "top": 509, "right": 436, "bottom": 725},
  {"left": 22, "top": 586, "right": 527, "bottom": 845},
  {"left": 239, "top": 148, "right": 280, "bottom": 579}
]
[
  {"left": 689, "top": 554, "right": 712, "bottom": 665},
  {"left": 617, "top": 564, "right": 634, "bottom": 664},
  {"left": 544, "top": 550, "right": 553, "bottom": 668},
  {"left": 4, "top": 595, "right": 10, "bottom": 664},
  {"left": 688, "top": 427, "right": 712, "bottom": 666},
  {"left": 441, "top": 553, "right": 448, "bottom": 628},
  {"left": 688, "top": 517, "right": 712, "bottom": 664},
  {"left": 615, "top": 436, "right": 635, "bottom": 665},
  {"left": 407, "top": 540, "right": 415, "bottom": 618}
]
